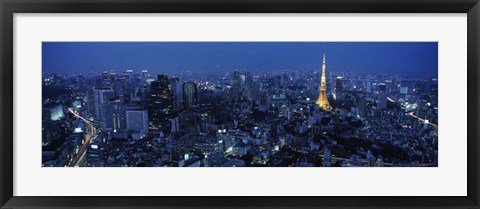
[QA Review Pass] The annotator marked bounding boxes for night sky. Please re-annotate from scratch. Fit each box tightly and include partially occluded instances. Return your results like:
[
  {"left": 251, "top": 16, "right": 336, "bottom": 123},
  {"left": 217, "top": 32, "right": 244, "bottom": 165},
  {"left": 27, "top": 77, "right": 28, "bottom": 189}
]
[{"left": 42, "top": 42, "right": 438, "bottom": 75}]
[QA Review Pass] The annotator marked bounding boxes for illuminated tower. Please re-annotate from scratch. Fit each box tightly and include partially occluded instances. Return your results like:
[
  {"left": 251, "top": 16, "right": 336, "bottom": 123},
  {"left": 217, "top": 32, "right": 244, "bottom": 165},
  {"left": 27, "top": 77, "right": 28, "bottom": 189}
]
[{"left": 316, "top": 54, "right": 331, "bottom": 110}]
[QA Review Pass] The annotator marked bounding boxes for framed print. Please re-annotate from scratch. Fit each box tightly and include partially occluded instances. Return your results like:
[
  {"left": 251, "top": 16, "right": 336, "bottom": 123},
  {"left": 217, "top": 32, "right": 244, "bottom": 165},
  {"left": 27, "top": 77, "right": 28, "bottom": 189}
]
[{"left": 1, "top": 0, "right": 479, "bottom": 208}]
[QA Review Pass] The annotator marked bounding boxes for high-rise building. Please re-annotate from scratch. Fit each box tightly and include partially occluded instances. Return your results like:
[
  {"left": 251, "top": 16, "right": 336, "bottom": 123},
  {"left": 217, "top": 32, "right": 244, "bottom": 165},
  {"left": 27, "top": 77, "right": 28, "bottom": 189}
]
[
  {"left": 232, "top": 70, "right": 241, "bottom": 100},
  {"left": 107, "top": 97, "right": 126, "bottom": 131},
  {"left": 86, "top": 88, "right": 96, "bottom": 117},
  {"left": 335, "top": 76, "right": 344, "bottom": 93},
  {"left": 114, "top": 79, "right": 125, "bottom": 103},
  {"left": 170, "top": 77, "right": 184, "bottom": 109},
  {"left": 124, "top": 70, "right": 134, "bottom": 80},
  {"left": 378, "top": 83, "right": 387, "bottom": 93},
  {"left": 366, "top": 150, "right": 375, "bottom": 167},
  {"left": 273, "top": 75, "right": 282, "bottom": 89},
  {"left": 243, "top": 71, "right": 253, "bottom": 99},
  {"left": 93, "top": 88, "right": 115, "bottom": 127},
  {"left": 357, "top": 94, "right": 367, "bottom": 118},
  {"left": 316, "top": 54, "right": 331, "bottom": 110},
  {"left": 430, "top": 79, "right": 438, "bottom": 93},
  {"left": 183, "top": 82, "right": 197, "bottom": 110},
  {"left": 377, "top": 94, "right": 387, "bottom": 110},
  {"left": 400, "top": 86, "right": 409, "bottom": 94},
  {"left": 101, "top": 71, "right": 115, "bottom": 87},
  {"left": 86, "top": 143, "right": 105, "bottom": 167},
  {"left": 147, "top": 74, "right": 173, "bottom": 129},
  {"left": 365, "top": 81, "right": 372, "bottom": 93},
  {"left": 141, "top": 70, "right": 149, "bottom": 81},
  {"left": 323, "top": 147, "right": 332, "bottom": 167},
  {"left": 171, "top": 117, "right": 180, "bottom": 133},
  {"left": 126, "top": 109, "right": 149, "bottom": 134}
]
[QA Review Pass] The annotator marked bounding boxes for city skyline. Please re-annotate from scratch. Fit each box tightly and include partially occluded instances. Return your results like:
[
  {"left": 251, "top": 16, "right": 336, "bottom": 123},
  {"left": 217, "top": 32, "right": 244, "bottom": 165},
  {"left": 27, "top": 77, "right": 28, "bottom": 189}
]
[
  {"left": 42, "top": 42, "right": 438, "bottom": 167},
  {"left": 43, "top": 42, "right": 438, "bottom": 75}
]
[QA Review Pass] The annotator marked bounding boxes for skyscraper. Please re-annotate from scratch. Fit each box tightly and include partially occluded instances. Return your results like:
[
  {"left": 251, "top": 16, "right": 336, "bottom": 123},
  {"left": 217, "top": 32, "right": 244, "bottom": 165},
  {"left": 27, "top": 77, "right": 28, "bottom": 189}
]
[
  {"left": 147, "top": 74, "right": 173, "bottom": 130},
  {"left": 126, "top": 109, "right": 149, "bottom": 134},
  {"left": 93, "top": 88, "right": 115, "bottom": 127},
  {"left": 365, "top": 81, "right": 372, "bottom": 93},
  {"left": 335, "top": 76, "right": 344, "bottom": 93},
  {"left": 170, "top": 117, "right": 180, "bottom": 133},
  {"left": 107, "top": 97, "right": 126, "bottom": 131},
  {"left": 232, "top": 70, "right": 241, "bottom": 100},
  {"left": 86, "top": 88, "right": 96, "bottom": 117},
  {"left": 316, "top": 54, "right": 331, "bottom": 110},
  {"left": 114, "top": 79, "right": 126, "bottom": 103},
  {"left": 378, "top": 83, "right": 387, "bottom": 93},
  {"left": 183, "top": 82, "right": 197, "bottom": 110},
  {"left": 170, "top": 77, "right": 183, "bottom": 109},
  {"left": 377, "top": 94, "right": 387, "bottom": 110},
  {"left": 124, "top": 70, "right": 134, "bottom": 80},
  {"left": 324, "top": 147, "right": 332, "bottom": 167},
  {"left": 141, "top": 70, "right": 149, "bottom": 81}
]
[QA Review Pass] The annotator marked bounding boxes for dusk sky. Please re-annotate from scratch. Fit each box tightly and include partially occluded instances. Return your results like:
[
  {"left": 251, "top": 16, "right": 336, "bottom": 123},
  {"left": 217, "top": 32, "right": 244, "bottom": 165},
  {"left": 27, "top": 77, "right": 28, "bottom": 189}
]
[{"left": 42, "top": 42, "right": 437, "bottom": 75}]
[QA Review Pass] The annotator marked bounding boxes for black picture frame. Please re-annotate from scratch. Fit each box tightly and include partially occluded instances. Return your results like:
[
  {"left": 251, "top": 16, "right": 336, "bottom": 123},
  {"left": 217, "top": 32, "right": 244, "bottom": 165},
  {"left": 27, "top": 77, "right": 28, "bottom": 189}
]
[{"left": 1, "top": 0, "right": 479, "bottom": 208}]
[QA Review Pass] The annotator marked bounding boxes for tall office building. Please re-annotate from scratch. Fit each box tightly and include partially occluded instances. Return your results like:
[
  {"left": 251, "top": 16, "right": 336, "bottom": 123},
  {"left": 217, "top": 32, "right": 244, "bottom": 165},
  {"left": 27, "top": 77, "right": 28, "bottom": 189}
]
[
  {"left": 114, "top": 79, "right": 126, "bottom": 103},
  {"left": 171, "top": 117, "right": 180, "bottom": 133},
  {"left": 378, "top": 83, "right": 387, "bottom": 93},
  {"left": 232, "top": 70, "right": 241, "bottom": 100},
  {"left": 323, "top": 147, "right": 332, "bottom": 167},
  {"left": 170, "top": 77, "right": 184, "bottom": 109},
  {"left": 274, "top": 75, "right": 282, "bottom": 89},
  {"left": 316, "top": 54, "right": 331, "bottom": 110},
  {"left": 141, "top": 70, "right": 149, "bottom": 81},
  {"left": 124, "top": 70, "right": 134, "bottom": 81},
  {"left": 335, "top": 76, "right": 344, "bottom": 93},
  {"left": 147, "top": 74, "right": 173, "bottom": 129},
  {"left": 86, "top": 88, "right": 96, "bottom": 117},
  {"left": 93, "top": 88, "right": 115, "bottom": 127},
  {"left": 357, "top": 94, "right": 367, "bottom": 118},
  {"left": 365, "top": 81, "right": 372, "bottom": 93},
  {"left": 107, "top": 97, "right": 126, "bottom": 131},
  {"left": 377, "top": 94, "right": 388, "bottom": 110},
  {"left": 183, "top": 82, "right": 197, "bottom": 110},
  {"left": 126, "top": 109, "right": 149, "bottom": 134},
  {"left": 400, "top": 86, "right": 409, "bottom": 94}
]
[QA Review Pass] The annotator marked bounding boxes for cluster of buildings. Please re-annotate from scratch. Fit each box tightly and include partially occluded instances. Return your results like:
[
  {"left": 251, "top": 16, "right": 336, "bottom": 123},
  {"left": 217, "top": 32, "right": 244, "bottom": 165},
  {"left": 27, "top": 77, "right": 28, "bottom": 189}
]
[{"left": 42, "top": 55, "right": 438, "bottom": 167}]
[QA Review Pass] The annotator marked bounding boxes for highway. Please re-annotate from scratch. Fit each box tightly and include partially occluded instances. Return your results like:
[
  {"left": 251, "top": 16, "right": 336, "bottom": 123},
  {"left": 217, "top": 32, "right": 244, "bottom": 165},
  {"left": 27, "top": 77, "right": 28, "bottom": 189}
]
[
  {"left": 67, "top": 108, "right": 99, "bottom": 167},
  {"left": 406, "top": 111, "right": 438, "bottom": 129},
  {"left": 387, "top": 97, "right": 438, "bottom": 129}
]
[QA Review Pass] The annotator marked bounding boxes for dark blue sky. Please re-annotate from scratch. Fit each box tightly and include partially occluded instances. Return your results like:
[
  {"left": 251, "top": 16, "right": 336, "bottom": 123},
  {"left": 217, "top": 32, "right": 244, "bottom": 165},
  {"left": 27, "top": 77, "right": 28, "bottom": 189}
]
[{"left": 42, "top": 42, "right": 437, "bottom": 75}]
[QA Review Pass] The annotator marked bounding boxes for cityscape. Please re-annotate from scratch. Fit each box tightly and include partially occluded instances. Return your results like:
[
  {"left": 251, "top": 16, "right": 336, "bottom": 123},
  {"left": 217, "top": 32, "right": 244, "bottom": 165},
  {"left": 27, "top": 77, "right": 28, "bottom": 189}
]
[{"left": 42, "top": 42, "right": 438, "bottom": 167}]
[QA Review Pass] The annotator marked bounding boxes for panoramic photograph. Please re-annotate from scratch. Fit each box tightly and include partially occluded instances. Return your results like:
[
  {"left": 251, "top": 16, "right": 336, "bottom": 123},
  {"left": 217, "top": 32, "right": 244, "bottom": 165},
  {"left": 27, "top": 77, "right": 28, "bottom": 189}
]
[{"left": 41, "top": 42, "right": 438, "bottom": 167}]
